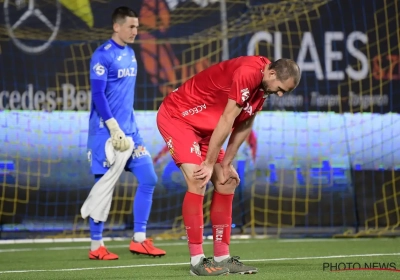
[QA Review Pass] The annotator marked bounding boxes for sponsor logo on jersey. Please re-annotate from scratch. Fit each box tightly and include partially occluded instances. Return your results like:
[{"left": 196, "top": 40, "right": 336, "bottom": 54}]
[
  {"left": 87, "top": 150, "right": 92, "bottom": 166},
  {"left": 132, "top": 146, "right": 151, "bottom": 159},
  {"left": 241, "top": 88, "right": 250, "bottom": 102},
  {"left": 244, "top": 102, "right": 253, "bottom": 115},
  {"left": 103, "top": 159, "right": 111, "bottom": 168},
  {"left": 104, "top": 44, "right": 111, "bottom": 50},
  {"left": 118, "top": 67, "right": 136, "bottom": 78},
  {"left": 167, "top": 137, "right": 174, "bottom": 155},
  {"left": 190, "top": 142, "right": 201, "bottom": 156},
  {"left": 181, "top": 104, "right": 206, "bottom": 117},
  {"left": 93, "top": 63, "right": 105, "bottom": 76}
]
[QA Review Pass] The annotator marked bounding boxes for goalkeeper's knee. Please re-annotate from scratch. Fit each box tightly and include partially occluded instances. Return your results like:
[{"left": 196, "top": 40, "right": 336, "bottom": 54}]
[{"left": 134, "top": 164, "right": 158, "bottom": 187}]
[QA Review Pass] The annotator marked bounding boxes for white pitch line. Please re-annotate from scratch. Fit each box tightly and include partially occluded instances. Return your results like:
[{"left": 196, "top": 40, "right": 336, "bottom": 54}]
[
  {"left": 0, "top": 240, "right": 255, "bottom": 253},
  {"left": 278, "top": 238, "right": 382, "bottom": 243},
  {"left": 279, "top": 239, "right": 340, "bottom": 243},
  {"left": 243, "top": 253, "right": 400, "bottom": 262},
  {"left": 0, "top": 253, "right": 399, "bottom": 274}
]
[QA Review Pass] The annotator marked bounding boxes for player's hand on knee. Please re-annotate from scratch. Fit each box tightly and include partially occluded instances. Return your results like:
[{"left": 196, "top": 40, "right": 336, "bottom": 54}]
[
  {"left": 193, "top": 161, "right": 213, "bottom": 188},
  {"left": 221, "top": 162, "right": 240, "bottom": 186},
  {"left": 230, "top": 165, "right": 240, "bottom": 186},
  {"left": 106, "top": 118, "right": 131, "bottom": 152}
]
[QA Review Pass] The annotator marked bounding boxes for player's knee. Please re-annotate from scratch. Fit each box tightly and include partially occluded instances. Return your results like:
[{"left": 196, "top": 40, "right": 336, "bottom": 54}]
[
  {"left": 137, "top": 183, "right": 156, "bottom": 195},
  {"left": 233, "top": 178, "right": 240, "bottom": 189},
  {"left": 141, "top": 169, "right": 158, "bottom": 186},
  {"left": 226, "top": 178, "right": 240, "bottom": 191},
  {"left": 148, "top": 171, "right": 158, "bottom": 187},
  {"left": 214, "top": 178, "right": 240, "bottom": 194},
  {"left": 185, "top": 177, "right": 207, "bottom": 195},
  {"left": 180, "top": 163, "right": 208, "bottom": 194},
  {"left": 134, "top": 164, "right": 158, "bottom": 187}
]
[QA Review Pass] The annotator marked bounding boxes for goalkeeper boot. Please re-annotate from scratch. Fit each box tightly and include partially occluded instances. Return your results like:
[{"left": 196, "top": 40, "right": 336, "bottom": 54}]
[
  {"left": 89, "top": 246, "right": 119, "bottom": 260},
  {"left": 190, "top": 256, "right": 230, "bottom": 276},
  {"left": 213, "top": 256, "right": 258, "bottom": 274},
  {"left": 129, "top": 238, "right": 166, "bottom": 257}
]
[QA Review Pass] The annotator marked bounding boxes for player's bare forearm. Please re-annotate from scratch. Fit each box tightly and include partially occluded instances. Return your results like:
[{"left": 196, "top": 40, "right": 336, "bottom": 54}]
[
  {"left": 204, "top": 99, "right": 242, "bottom": 166},
  {"left": 205, "top": 115, "right": 235, "bottom": 165},
  {"left": 222, "top": 115, "right": 255, "bottom": 166}
]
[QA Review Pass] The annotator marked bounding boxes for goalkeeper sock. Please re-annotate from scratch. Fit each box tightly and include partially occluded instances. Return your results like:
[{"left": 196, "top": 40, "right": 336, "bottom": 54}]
[
  {"left": 133, "top": 232, "right": 146, "bottom": 243},
  {"left": 89, "top": 217, "right": 104, "bottom": 251},
  {"left": 210, "top": 191, "right": 233, "bottom": 259},
  {"left": 133, "top": 184, "right": 155, "bottom": 239},
  {"left": 182, "top": 192, "right": 204, "bottom": 260},
  {"left": 90, "top": 240, "right": 104, "bottom": 251},
  {"left": 90, "top": 175, "right": 105, "bottom": 251}
]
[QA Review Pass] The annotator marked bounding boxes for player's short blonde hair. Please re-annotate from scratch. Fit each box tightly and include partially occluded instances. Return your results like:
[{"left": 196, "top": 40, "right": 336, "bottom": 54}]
[{"left": 269, "top": 59, "right": 301, "bottom": 87}]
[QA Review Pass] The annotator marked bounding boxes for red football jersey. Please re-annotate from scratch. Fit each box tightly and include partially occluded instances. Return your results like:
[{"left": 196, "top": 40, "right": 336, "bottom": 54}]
[{"left": 162, "top": 56, "right": 270, "bottom": 136}]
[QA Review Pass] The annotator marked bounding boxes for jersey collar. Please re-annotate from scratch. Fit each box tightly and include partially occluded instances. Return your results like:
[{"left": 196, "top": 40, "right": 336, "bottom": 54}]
[{"left": 110, "top": 39, "right": 125, "bottom": 50}]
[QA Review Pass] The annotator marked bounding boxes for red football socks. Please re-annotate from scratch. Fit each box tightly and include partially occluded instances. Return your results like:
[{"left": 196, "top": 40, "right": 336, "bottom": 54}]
[
  {"left": 182, "top": 192, "right": 205, "bottom": 257},
  {"left": 210, "top": 191, "right": 234, "bottom": 257}
]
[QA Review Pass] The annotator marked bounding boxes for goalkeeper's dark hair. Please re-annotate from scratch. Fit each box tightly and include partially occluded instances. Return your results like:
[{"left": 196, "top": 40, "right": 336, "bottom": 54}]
[
  {"left": 112, "top": 6, "right": 138, "bottom": 24},
  {"left": 269, "top": 58, "right": 301, "bottom": 87}
]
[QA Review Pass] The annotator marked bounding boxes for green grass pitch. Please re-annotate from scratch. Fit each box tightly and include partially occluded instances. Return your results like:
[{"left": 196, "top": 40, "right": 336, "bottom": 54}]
[{"left": 0, "top": 238, "right": 399, "bottom": 279}]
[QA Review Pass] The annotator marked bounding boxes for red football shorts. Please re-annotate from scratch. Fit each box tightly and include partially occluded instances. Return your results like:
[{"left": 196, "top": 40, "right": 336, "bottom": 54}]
[{"left": 156, "top": 103, "right": 225, "bottom": 167}]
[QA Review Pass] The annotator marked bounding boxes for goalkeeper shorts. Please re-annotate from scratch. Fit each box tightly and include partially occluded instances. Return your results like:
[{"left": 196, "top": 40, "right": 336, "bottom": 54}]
[{"left": 87, "top": 132, "right": 153, "bottom": 175}]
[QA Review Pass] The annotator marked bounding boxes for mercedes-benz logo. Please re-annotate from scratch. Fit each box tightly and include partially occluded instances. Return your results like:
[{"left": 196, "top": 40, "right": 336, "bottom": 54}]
[{"left": 4, "top": 0, "right": 61, "bottom": 54}]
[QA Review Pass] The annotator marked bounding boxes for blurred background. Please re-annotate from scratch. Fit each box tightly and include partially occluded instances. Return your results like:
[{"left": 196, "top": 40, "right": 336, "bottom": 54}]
[{"left": 0, "top": 0, "right": 399, "bottom": 240}]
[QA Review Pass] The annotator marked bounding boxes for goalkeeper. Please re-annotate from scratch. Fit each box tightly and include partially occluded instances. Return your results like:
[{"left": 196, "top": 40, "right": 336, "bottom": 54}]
[{"left": 86, "top": 6, "right": 165, "bottom": 260}]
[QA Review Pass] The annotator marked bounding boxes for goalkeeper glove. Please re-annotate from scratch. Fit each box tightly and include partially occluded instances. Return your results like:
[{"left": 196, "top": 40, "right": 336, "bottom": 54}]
[{"left": 105, "top": 118, "right": 131, "bottom": 152}]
